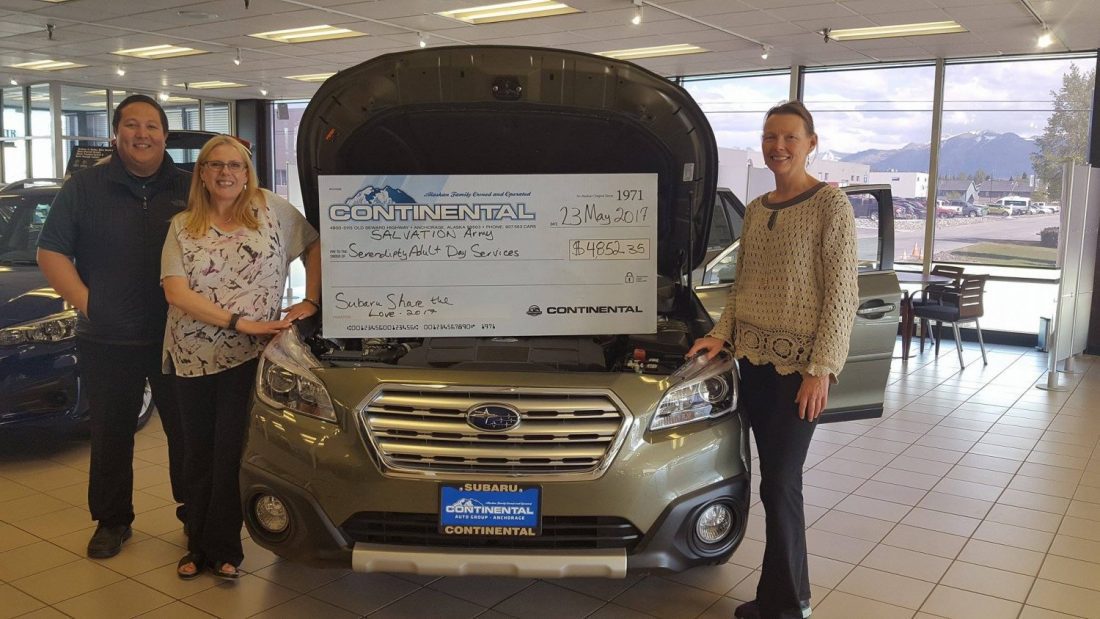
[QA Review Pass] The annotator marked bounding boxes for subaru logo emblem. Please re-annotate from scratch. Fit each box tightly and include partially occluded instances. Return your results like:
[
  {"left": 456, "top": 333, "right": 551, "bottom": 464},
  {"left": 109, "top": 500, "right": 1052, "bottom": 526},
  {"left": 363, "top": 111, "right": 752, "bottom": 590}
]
[
  {"left": 527, "top": 305, "right": 542, "bottom": 316},
  {"left": 466, "top": 404, "right": 522, "bottom": 432}
]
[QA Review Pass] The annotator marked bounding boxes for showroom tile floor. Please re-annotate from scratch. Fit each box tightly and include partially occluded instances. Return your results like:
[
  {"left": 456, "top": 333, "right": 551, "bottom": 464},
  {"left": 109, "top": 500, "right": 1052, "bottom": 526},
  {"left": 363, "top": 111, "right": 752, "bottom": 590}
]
[{"left": 1, "top": 341, "right": 1099, "bottom": 619}]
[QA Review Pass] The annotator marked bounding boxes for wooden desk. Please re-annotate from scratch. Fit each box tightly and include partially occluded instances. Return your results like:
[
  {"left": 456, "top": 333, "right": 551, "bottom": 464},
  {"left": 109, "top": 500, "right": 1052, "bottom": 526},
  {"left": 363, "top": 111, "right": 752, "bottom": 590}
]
[{"left": 895, "top": 271, "right": 955, "bottom": 359}]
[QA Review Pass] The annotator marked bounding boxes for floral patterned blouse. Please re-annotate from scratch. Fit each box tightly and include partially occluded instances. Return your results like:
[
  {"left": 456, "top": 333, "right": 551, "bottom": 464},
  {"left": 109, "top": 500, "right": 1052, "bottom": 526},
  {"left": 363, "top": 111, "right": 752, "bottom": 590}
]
[{"left": 161, "top": 189, "right": 318, "bottom": 377}]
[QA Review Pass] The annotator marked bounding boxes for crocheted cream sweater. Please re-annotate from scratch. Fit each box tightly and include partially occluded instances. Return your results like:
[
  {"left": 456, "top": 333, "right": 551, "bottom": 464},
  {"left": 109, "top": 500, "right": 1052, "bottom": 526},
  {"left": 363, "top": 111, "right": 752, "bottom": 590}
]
[{"left": 707, "top": 182, "right": 859, "bottom": 380}]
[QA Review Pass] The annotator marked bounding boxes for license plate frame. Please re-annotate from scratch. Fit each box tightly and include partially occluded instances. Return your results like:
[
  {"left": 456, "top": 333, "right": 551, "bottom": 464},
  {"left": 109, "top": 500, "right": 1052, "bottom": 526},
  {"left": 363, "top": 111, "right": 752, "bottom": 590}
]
[{"left": 438, "top": 483, "right": 542, "bottom": 536}]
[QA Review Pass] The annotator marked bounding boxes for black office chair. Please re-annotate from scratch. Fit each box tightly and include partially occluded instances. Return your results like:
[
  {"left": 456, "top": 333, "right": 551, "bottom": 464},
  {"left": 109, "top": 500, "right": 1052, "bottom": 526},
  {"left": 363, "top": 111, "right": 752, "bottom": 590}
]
[{"left": 913, "top": 274, "right": 989, "bottom": 367}]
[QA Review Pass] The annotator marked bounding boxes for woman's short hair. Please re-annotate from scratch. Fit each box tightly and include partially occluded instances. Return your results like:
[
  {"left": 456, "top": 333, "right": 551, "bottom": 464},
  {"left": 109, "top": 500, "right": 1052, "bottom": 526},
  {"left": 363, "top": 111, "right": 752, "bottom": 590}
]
[{"left": 765, "top": 100, "right": 816, "bottom": 137}]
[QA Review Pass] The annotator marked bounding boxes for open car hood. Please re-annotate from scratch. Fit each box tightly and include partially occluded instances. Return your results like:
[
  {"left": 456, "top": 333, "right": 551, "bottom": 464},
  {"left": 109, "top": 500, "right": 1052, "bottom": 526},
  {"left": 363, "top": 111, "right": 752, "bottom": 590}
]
[{"left": 297, "top": 45, "right": 718, "bottom": 278}]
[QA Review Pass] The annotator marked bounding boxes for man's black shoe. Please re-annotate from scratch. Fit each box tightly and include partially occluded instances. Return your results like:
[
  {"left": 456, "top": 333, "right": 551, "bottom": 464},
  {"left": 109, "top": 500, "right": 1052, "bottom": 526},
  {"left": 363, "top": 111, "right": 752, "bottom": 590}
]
[
  {"left": 86, "top": 524, "right": 132, "bottom": 558},
  {"left": 734, "top": 599, "right": 812, "bottom": 618}
]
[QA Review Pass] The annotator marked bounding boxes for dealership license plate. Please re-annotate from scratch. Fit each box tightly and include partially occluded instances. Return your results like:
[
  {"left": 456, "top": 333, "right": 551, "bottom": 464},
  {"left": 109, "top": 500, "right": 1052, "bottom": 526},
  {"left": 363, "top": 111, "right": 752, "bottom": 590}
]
[{"left": 439, "top": 483, "right": 541, "bottom": 536}]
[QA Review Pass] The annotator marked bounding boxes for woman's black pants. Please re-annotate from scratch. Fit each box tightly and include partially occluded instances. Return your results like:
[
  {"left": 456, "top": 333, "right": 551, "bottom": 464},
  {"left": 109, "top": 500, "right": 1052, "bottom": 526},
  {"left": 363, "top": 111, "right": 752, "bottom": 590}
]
[
  {"left": 175, "top": 358, "right": 258, "bottom": 567},
  {"left": 739, "top": 360, "right": 817, "bottom": 619}
]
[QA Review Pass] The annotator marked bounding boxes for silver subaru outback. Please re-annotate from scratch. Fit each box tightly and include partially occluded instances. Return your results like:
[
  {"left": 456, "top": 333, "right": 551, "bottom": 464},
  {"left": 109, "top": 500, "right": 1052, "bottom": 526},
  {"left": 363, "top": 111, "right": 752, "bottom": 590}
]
[{"left": 239, "top": 45, "right": 901, "bottom": 578}]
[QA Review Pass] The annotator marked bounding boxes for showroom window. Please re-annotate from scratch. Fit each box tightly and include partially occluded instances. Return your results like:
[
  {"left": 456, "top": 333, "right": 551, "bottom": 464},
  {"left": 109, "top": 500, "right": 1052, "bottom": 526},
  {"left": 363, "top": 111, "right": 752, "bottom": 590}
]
[
  {"left": 935, "top": 55, "right": 1096, "bottom": 270},
  {"left": 270, "top": 100, "right": 308, "bottom": 202},
  {"left": 2, "top": 85, "right": 28, "bottom": 184},
  {"left": 802, "top": 63, "right": 937, "bottom": 268},
  {"left": 682, "top": 72, "right": 790, "bottom": 204},
  {"left": 60, "top": 85, "right": 111, "bottom": 175}
]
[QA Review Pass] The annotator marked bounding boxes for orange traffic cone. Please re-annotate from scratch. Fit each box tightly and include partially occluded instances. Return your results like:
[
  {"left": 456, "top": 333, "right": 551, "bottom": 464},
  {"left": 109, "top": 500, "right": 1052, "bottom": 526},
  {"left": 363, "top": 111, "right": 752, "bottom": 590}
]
[{"left": 913, "top": 242, "right": 920, "bottom": 258}]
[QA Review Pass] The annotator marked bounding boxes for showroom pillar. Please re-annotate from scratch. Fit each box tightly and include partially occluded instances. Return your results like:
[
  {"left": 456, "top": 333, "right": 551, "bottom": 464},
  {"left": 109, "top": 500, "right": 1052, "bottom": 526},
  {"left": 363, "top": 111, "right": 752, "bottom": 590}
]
[
  {"left": 1087, "top": 51, "right": 1100, "bottom": 355},
  {"left": 235, "top": 99, "right": 271, "bottom": 190}
]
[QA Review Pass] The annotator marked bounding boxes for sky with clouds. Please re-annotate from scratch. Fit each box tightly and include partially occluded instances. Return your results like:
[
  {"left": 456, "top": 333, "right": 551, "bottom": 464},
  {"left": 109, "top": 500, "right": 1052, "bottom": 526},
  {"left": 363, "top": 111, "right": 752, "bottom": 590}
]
[{"left": 684, "top": 56, "right": 1095, "bottom": 156}]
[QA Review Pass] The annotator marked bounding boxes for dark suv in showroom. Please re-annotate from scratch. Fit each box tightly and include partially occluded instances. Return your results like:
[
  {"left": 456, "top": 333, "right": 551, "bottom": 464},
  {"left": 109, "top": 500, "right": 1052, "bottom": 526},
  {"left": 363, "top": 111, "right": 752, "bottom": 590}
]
[{"left": 237, "top": 45, "right": 901, "bottom": 578}]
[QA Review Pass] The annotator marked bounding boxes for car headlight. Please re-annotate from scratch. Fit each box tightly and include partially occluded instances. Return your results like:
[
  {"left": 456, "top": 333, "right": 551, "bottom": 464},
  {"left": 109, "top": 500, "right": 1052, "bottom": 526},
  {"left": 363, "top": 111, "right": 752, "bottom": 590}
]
[
  {"left": 256, "top": 324, "right": 337, "bottom": 423},
  {"left": 650, "top": 350, "right": 738, "bottom": 431},
  {"left": 0, "top": 309, "right": 78, "bottom": 347}
]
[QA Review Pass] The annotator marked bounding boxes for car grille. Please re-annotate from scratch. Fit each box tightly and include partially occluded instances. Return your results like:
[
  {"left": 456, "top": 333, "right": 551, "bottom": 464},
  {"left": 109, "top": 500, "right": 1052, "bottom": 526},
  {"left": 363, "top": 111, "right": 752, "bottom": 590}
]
[
  {"left": 342, "top": 512, "right": 642, "bottom": 551},
  {"left": 359, "top": 387, "right": 630, "bottom": 479}
]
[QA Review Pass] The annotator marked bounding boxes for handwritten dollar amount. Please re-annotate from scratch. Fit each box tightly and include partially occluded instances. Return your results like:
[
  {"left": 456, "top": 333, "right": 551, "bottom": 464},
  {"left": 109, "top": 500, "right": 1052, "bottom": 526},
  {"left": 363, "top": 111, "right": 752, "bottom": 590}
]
[{"left": 569, "top": 239, "right": 650, "bottom": 260}]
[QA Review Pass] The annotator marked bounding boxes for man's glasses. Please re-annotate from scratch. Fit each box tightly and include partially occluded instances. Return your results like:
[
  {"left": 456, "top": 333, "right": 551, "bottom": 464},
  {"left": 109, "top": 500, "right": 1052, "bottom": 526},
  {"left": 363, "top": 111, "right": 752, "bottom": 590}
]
[{"left": 202, "top": 161, "right": 246, "bottom": 172}]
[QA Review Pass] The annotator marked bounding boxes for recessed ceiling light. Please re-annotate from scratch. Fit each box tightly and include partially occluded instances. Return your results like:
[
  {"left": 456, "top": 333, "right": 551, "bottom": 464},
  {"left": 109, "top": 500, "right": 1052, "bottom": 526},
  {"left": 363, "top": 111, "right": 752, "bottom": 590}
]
[
  {"left": 250, "top": 25, "right": 365, "bottom": 44},
  {"left": 1036, "top": 27, "right": 1054, "bottom": 48},
  {"left": 285, "top": 72, "right": 335, "bottom": 82},
  {"left": 436, "top": 1, "right": 580, "bottom": 25},
  {"left": 173, "top": 81, "right": 245, "bottom": 89},
  {"left": 825, "top": 20, "right": 967, "bottom": 41},
  {"left": 116, "top": 66, "right": 126, "bottom": 76},
  {"left": 113, "top": 44, "right": 208, "bottom": 59},
  {"left": 10, "top": 59, "right": 86, "bottom": 71},
  {"left": 597, "top": 44, "right": 706, "bottom": 60},
  {"left": 176, "top": 10, "right": 219, "bottom": 20}
]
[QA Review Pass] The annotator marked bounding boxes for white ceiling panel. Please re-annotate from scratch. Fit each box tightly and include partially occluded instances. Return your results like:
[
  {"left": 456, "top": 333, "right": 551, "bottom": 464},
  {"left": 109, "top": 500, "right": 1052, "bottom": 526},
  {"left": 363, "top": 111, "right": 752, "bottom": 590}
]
[{"left": 0, "top": 0, "right": 1094, "bottom": 100}]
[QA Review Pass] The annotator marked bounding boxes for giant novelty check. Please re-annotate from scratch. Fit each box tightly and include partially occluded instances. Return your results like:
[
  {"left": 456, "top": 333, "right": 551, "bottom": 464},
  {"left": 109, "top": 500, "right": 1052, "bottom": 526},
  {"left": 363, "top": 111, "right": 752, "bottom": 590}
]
[{"left": 319, "top": 174, "right": 658, "bottom": 338}]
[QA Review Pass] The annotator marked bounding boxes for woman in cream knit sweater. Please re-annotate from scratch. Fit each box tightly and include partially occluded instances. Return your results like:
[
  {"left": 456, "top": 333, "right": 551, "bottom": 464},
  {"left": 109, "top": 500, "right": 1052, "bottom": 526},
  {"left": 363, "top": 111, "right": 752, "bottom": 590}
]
[{"left": 687, "top": 101, "right": 859, "bottom": 619}]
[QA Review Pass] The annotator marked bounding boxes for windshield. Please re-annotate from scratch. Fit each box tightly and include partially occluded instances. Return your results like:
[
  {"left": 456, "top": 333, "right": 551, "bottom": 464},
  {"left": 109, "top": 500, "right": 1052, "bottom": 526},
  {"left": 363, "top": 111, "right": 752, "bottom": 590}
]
[{"left": 0, "top": 193, "right": 53, "bottom": 265}]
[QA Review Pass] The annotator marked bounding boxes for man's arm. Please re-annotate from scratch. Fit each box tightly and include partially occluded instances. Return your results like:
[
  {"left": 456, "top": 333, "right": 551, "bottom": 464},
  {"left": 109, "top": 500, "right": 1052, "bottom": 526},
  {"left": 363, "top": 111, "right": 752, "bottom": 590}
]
[{"left": 37, "top": 248, "right": 89, "bottom": 315}]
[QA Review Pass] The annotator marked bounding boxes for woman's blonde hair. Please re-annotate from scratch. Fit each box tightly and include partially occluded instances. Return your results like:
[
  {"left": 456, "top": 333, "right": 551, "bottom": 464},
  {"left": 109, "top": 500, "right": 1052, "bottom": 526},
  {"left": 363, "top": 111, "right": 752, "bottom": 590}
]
[{"left": 182, "top": 135, "right": 261, "bottom": 237}]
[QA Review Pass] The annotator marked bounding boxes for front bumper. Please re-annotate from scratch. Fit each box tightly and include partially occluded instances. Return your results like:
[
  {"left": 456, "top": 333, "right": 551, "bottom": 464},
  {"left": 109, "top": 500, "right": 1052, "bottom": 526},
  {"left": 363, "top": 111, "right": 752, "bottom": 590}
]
[
  {"left": 0, "top": 341, "right": 84, "bottom": 428},
  {"left": 240, "top": 397, "right": 750, "bottom": 576}
]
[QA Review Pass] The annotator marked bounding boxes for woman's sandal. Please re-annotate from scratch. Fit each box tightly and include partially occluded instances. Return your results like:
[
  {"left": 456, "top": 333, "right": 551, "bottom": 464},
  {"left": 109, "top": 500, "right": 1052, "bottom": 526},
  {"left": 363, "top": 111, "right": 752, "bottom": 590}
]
[
  {"left": 210, "top": 561, "right": 241, "bottom": 581},
  {"left": 176, "top": 553, "right": 204, "bottom": 580}
]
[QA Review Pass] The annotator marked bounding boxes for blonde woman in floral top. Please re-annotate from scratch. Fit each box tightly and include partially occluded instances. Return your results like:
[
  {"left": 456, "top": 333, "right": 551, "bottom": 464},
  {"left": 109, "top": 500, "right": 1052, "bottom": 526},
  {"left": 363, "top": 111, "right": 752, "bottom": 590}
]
[
  {"left": 687, "top": 102, "right": 859, "bottom": 619},
  {"left": 161, "top": 136, "right": 320, "bottom": 580}
]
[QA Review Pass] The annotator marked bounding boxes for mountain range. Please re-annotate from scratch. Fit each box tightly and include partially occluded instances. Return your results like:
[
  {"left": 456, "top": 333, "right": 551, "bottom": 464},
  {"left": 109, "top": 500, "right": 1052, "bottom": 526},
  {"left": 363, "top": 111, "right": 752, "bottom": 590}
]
[
  {"left": 835, "top": 131, "right": 1039, "bottom": 178},
  {"left": 345, "top": 184, "right": 417, "bottom": 205}
]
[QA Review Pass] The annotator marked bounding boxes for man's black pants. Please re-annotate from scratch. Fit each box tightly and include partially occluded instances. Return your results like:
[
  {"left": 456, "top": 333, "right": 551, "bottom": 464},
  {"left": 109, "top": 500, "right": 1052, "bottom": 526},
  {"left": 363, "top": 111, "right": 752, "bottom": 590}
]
[
  {"left": 175, "top": 358, "right": 258, "bottom": 567},
  {"left": 739, "top": 360, "right": 817, "bottom": 619},
  {"left": 77, "top": 338, "right": 187, "bottom": 527}
]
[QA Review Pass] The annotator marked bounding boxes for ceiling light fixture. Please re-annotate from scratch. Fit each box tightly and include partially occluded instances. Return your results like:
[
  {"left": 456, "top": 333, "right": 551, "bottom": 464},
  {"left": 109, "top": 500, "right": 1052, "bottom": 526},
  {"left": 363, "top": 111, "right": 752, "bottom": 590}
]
[
  {"left": 9, "top": 79, "right": 17, "bottom": 86},
  {"left": 250, "top": 25, "right": 365, "bottom": 44},
  {"left": 172, "top": 80, "right": 245, "bottom": 89},
  {"left": 116, "top": 66, "right": 126, "bottom": 76},
  {"left": 1036, "top": 27, "right": 1054, "bottom": 48},
  {"left": 10, "top": 59, "right": 86, "bottom": 71},
  {"left": 234, "top": 48, "right": 242, "bottom": 65},
  {"left": 285, "top": 72, "right": 336, "bottom": 82},
  {"left": 158, "top": 92, "right": 169, "bottom": 102},
  {"left": 822, "top": 20, "right": 967, "bottom": 41},
  {"left": 631, "top": 0, "right": 642, "bottom": 26},
  {"left": 760, "top": 44, "right": 771, "bottom": 59},
  {"left": 259, "top": 85, "right": 268, "bottom": 96},
  {"left": 597, "top": 43, "right": 706, "bottom": 60},
  {"left": 436, "top": 1, "right": 580, "bottom": 25},
  {"left": 418, "top": 32, "right": 427, "bottom": 48},
  {"left": 113, "top": 44, "right": 207, "bottom": 59}
]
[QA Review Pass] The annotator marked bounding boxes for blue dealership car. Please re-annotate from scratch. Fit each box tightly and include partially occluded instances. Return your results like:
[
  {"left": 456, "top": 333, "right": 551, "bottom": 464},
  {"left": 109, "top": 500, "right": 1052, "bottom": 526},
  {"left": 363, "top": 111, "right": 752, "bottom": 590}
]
[{"left": 0, "top": 178, "right": 155, "bottom": 429}]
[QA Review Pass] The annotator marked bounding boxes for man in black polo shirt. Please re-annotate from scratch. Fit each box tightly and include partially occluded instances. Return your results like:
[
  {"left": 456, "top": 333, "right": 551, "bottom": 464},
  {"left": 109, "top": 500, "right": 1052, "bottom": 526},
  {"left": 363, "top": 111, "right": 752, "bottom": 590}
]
[{"left": 38, "top": 95, "right": 189, "bottom": 558}]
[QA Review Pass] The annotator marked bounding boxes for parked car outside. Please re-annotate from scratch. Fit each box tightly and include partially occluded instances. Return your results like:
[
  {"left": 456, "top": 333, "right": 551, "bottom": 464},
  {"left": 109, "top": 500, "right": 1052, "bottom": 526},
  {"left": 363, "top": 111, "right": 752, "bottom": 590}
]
[
  {"left": 238, "top": 46, "right": 901, "bottom": 579},
  {"left": 0, "top": 131, "right": 233, "bottom": 431},
  {"left": 961, "top": 203, "right": 984, "bottom": 217},
  {"left": 935, "top": 200, "right": 961, "bottom": 218}
]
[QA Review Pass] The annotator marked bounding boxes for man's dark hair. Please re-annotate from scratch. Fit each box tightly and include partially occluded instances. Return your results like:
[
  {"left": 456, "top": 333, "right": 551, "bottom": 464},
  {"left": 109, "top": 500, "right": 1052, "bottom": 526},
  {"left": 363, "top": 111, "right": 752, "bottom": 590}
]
[
  {"left": 112, "top": 94, "right": 170, "bottom": 135},
  {"left": 765, "top": 100, "right": 816, "bottom": 137}
]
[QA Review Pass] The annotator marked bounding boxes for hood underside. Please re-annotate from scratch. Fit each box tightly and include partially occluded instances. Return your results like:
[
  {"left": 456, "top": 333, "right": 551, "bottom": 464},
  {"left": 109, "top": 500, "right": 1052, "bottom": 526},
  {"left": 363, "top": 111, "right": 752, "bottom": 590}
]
[{"left": 296, "top": 45, "right": 718, "bottom": 277}]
